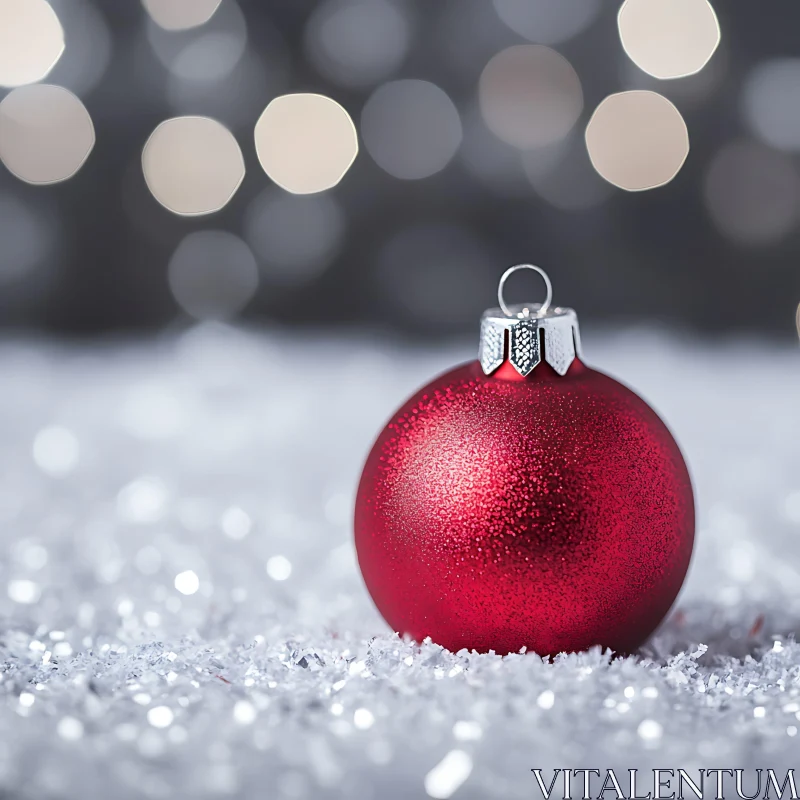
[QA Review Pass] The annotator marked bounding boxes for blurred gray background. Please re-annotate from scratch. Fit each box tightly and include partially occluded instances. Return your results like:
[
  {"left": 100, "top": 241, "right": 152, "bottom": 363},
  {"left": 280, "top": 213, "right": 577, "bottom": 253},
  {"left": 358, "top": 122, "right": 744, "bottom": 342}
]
[{"left": 0, "top": 0, "right": 799, "bottom": 338}]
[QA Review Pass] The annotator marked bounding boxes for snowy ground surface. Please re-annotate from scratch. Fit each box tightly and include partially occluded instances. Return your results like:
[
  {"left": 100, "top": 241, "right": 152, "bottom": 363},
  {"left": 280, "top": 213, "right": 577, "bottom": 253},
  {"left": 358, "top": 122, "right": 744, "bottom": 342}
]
[{"left": 0, "top": 325, "right": 799, "bottom": 799}]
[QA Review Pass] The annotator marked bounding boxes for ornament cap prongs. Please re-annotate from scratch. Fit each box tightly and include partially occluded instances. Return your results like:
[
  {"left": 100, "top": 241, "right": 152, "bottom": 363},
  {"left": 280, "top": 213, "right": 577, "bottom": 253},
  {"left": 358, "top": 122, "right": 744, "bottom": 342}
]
[{"left": 480, "top": 263, "right": 582, "bottom": 377}]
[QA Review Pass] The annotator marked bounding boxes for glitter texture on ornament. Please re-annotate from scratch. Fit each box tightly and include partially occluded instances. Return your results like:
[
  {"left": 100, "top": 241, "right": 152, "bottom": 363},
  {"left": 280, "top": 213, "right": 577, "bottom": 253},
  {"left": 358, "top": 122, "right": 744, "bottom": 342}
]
[{"left": 0, "top": 326, "right": 799, "bottom": 798}]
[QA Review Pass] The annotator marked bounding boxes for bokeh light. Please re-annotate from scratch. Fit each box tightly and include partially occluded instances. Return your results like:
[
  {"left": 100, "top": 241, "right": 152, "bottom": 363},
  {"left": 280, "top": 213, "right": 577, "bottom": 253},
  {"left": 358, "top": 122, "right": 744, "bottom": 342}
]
[
  {"left": 0, "top": 0, "right": 788, "bottom": 341},
  {"left": 142, "top": 0, "right": 222, "bottom": 31},
  {"left": 32, "top": 426, "right": 80, "bottom": 478},
  {"left": 173, "top": 569, "right": 199, "bottom": 595},
  {"left": 244, "top": 189, "right": 345, "bottom": 287},
  {"left": 167, "top": 39, "right": 288, "bottom": 130},
  {"left": 618, "top": 0, "right": 720, "bottom": 80},
  {"left": 585, "top": 91, "right": 689, "bottom": 191},
  {"left": 0, "top": 85, "right": 95, "bottom": 185},
  {"left": 147, "top": 0, "right": 246, "bottom": 82},
  {"left": 266, "top": 555, "right": 292, "bottom": 582},
  {"left": 47, "top": 0, "right": 112, "bottom": 97},
  {"left": 362, "top": 79, "right": 461, "bottom": 180},
  {"left": 741, "top": 59, "right": 800, "bottom": 152},
  {"left": 479, "top": 45, "right": 583, "bottom": 150},
  {"left": 0, "top": 0, "right": 64, "bottom": 88},
  {"left": 438, "top": 0, "right": 517, "bottom": 84},
  {"left": 377, "top": 224, "right": 497, "bottom": 329},
  {"left": 117, "top": 476, "right": 168, "bottom": 524},
  {"left": 524, "top": 135, "right": 613, "bottom": 211},
  {"left": 492, "top": 0, "right": 602, "bottom": 46},
  {"left": 255, "top": 93, "right": 358, "bottom": 194},
  {"left": 142, "top": 116, "right": 245, "bottom": 216},
  {"left": 168, "top": 231, "right": 259, "bottom": 320},
  {"left": 703, "top": 141, "right": 800, "bottom": 246},
  {"left": 305, "top": 0, "right": 411, "bottom": 88}
]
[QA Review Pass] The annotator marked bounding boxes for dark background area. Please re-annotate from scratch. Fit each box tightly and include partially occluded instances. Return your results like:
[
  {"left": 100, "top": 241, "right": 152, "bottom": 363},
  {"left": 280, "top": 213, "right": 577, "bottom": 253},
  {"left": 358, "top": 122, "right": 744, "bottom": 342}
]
[{"left": 1, "top": 0, "right": 799, "bottom": 338}]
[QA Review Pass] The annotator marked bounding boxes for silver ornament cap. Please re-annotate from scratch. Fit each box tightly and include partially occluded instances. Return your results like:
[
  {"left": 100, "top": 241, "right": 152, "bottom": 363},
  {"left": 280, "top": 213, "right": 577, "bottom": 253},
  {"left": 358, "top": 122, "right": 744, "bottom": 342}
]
[{"left": 479, "top": 264, "right": 582, "bottom": 377}]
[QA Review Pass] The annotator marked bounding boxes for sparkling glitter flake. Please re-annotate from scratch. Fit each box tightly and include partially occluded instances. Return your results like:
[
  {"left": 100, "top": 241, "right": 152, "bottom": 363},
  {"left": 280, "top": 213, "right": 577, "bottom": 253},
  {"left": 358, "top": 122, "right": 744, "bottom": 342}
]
[
  {"left": 32, "top": 425, "right": 80, "bottom": 477},
  {"left": 453, "top": 720, "right": 483, "bottom": 741},
  {"left": 0, "top": 330, "right": 798, "bottom": 798},
  {"left": 537, "top": 690, "right": 556, "bottom": 710},
  {"left": 353, "top": 707, "right": 375, "bottom": 730},
  {"left": 58, "top": 716, "right": 85, "bottom": 741},
  {"left": 425, "top": 750, "right": 473, "bottom": 799},
  {"left": 637, "top": 719, "right": 663, "bottom": 740},
  {"left": 7, "top": 578, "right": 40, "bottom": 604},
  {"left": 221, "top": 506, "right": 252, "bottom": 540},
  {"left": 266, "top": 555, "right": 292, "bottom": 581},
  {"left": 233, "top": 700, "right": 257, "bottom": 725},
  {"left": 117, "top": 476, "right": 168, "bottom": 524},
  {"left": 147, "top": 706, "right": 174, "bottom": 728},
  {"left": 174, "top": 570, "right": 199, "bottom": 595}
]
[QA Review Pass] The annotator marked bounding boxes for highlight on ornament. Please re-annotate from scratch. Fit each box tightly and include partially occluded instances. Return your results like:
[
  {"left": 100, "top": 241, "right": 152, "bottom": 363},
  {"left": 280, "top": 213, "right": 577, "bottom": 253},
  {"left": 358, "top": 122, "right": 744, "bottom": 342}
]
[{"left": 355, "top": 263, "right": 695, "bottom": 657}]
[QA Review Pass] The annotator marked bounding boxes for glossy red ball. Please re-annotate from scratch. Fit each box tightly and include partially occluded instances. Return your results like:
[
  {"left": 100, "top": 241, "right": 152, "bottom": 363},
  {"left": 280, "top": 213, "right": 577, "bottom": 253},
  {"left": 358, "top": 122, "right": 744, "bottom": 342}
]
[{"left": 355, "top": 357, "right": 694, "bottom": 656}]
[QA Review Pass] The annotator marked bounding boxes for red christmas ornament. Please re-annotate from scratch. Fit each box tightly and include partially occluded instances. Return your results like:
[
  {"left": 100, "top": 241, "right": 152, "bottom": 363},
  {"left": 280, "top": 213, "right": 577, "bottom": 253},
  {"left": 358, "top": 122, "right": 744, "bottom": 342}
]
[{"left": 355, "top": 265, "right": 694, "bottom": 656}]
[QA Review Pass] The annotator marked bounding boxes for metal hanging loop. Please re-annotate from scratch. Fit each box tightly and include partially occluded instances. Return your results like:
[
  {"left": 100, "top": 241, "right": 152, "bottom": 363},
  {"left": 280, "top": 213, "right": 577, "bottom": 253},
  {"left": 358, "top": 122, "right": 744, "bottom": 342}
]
[{"left": 497, "top": 264, "right": 553, "bottom": 318}]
